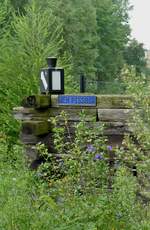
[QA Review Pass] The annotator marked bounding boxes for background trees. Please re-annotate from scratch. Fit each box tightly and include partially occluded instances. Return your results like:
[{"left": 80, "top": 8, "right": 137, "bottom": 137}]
[
  {"left": 0, "top": 0, "right": 132, "bottom": 86},
  {"left": 51, "top": 0, "right": 131, "bottom": 82},
  {"left": 94, "top": 0, "right": 130, "bottom": 81},
  {"left": 51, "top": 0, "right": 98, "bottom": 81},
  {"left": 123, "top": 39, "right": 147, "bottom": 74}
]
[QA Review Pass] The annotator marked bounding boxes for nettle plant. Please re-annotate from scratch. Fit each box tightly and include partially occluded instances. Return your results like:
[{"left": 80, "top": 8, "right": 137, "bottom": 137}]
[{"left": 36, "top": 111, "right": 114, "bottom": 195}]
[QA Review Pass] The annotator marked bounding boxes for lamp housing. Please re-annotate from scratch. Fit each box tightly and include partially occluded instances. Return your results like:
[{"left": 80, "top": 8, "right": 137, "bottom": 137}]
[{"left": 40, "top": 57, "right": 64, "bottom": 94}]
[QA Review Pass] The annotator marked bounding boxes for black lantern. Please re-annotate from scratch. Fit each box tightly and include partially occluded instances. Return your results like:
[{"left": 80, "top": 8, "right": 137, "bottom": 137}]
[{"left": 40, "top": 57, "right": 64, "bottom": 94}]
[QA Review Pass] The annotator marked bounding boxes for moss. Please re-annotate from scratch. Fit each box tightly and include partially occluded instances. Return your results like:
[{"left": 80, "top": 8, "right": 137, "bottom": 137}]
[
  {"left": 96, "top": 95, "right": 133, "bottom": 108},
  {"left": 22, "top": 121, "right": 50, "bottom": 136},
  {"left": 22, "top": 95, "right": 51, "bottom": 109}
]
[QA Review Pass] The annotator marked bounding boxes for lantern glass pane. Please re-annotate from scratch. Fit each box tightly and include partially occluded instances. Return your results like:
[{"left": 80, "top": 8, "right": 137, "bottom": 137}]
[
  {"left": 40, "top": 71, "right": 48, "bottom": 90},
  {"left": 52, "top": 71, "right": 61, "bottom": 90}
]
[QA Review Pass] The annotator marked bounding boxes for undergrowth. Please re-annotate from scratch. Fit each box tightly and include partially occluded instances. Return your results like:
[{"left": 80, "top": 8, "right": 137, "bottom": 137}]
[{"left": 1, "top": 107, "right": 150, "bottom": 229}]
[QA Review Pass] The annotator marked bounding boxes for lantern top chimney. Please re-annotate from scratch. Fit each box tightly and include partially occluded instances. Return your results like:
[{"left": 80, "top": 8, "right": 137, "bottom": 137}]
[{"left": 46, "top": 57, "right": 57, "bottom": 68}]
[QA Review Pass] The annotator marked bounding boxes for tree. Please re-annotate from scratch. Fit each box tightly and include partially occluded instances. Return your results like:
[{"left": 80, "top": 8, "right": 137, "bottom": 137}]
[
  {"left": 93, "top": 0, "right": 131, "bottom": 81},
  {"left": 45, "top": 0, "right": 131, "bottom": 88},
  {"left": 123, "top": 39, "right": 146, "bottom": 74},
  {"left": 51, "top": 0, "right": 98, "bottom": 80}
]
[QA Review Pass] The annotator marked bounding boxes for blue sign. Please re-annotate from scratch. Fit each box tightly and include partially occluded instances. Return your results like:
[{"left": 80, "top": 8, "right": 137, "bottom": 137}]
[{"left": 58, "top": 95, "right": 96, "bottom": 106}]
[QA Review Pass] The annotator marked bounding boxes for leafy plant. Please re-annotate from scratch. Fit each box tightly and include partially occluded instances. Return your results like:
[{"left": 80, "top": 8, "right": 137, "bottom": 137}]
[{"left": 120, "top": 66, "right": 150, "bottom": 204}]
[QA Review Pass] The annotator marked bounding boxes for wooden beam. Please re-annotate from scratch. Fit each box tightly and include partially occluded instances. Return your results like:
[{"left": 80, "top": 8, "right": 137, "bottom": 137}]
[
  {"left": 22, "top": 120, "right": 50, "bottom": 136},
  {"left": 98, "top": 109, "right": 133, "bottom": 122}
]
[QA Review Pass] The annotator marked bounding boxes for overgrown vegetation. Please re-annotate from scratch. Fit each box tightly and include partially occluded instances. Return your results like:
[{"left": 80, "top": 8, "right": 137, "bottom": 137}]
[
  {"left": 0, "top": 0, "right": 150, "bottom": 229},
  {"left": 1, "top": 109, "right": 150, "bottom": 229}
]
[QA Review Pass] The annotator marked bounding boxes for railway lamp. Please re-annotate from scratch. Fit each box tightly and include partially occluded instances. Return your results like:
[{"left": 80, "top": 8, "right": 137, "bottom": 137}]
[{"left": 40, "top": 57, "right": 64, "bottom": 94}]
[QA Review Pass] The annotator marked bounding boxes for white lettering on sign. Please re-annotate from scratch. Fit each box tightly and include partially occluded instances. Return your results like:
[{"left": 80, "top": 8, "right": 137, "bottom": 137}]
[
  {"left": 41, "top": 71, "right": 48, "bottom": 90},
  {"left": 58, "top": 95, "right": 96, "bottom": 106}
]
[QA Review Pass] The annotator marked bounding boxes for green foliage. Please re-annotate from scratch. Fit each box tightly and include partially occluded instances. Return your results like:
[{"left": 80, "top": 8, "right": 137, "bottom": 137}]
[
  {"left": 33, "top": 112, "right": 150, "bottom": 229},
  {"left": 0, "top": 0, "right": 13, "bottom": 38},
  {"left": 51, "top": 0, "right": 98, "bottom": 84},
  {"left": 121, "top": 66, "right": 150, "bottom": 203},
  {"left": 50, "top": 0, "right": 131, "bottom": 84},
  {"left": 37, "top": 112, "right": 108, "bottom": 186},
  {"left": 10, "top": 0, "right": 29, "bottom": 12},
  {"left": 0, "top": 0, "right": 64, "bottom": 93},
  {"left": 0, "top": 139, "right": 34, "bottom": 229},
  {"left": 0, "top": 0, "right": 66, "bottom": 140},
  {"left": 124, "top": 39, "right": 147, "bottom": 74},
  {"left": 1, "top": 109, "right": 150, "bottom": 229},
  {"left": 94, "top": 0, "right": 130, "bottom": 81}
]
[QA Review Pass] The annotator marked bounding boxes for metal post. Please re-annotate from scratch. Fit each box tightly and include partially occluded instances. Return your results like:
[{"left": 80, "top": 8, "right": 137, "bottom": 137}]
[{"left": 80, "top": 75, "right": 86, "bottom": 93}]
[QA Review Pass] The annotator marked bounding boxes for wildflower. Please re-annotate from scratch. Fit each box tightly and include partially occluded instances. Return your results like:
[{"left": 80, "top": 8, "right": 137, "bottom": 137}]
[
  {"left": 93, "top": 154, "right": 103, "bottom": 161},
  {"left": 107, "top": 145, "right": 113, "bottom": 151},
  {"left": 86, "top": 144, "right": 96, "bottom": 153}
]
